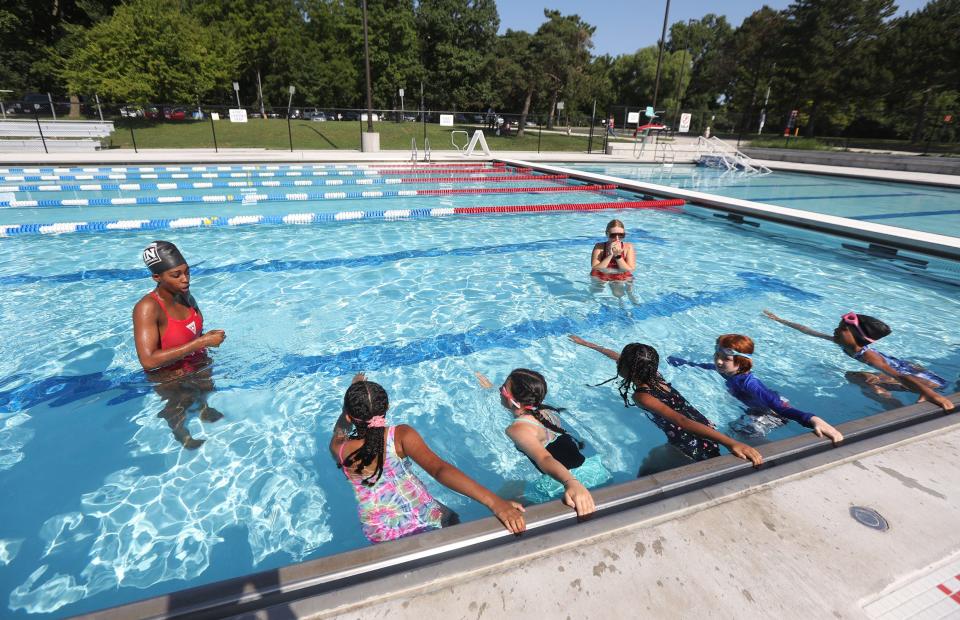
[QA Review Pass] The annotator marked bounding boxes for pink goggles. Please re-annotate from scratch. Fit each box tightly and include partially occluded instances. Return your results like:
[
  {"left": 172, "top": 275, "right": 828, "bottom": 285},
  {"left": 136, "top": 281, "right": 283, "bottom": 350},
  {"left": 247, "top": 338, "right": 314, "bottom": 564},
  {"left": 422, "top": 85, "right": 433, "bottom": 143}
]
[{"left": 841, "top": 312, "right": 875, "bottom": 343}]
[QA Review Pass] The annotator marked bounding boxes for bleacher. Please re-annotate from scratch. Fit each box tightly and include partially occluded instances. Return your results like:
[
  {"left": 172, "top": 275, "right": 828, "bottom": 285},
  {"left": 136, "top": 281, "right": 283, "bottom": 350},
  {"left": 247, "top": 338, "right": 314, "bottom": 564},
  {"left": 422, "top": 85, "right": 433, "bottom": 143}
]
[{"left": 0, "top": 120, "right": 114, "bottom": 152}]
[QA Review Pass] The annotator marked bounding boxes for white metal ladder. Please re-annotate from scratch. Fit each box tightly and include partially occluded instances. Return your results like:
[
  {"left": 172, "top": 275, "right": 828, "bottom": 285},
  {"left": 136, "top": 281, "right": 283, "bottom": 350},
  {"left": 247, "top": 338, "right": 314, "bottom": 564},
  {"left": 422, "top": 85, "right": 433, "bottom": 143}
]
[
  {"left": 695, "top": 136, "right": 771, "bottom": 174},
  {"left": 423, "top": 137, "right": 431, "bottom": 162},
  {"left": 410, "top": 138, "right": 418, "bottom": 164}
]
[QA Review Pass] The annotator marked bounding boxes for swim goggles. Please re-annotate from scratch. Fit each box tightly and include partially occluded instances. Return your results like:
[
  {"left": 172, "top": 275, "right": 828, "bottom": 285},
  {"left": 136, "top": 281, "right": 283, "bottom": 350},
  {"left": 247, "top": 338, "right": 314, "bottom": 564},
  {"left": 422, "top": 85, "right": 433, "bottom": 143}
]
[
  {"left": 841, "top": 312, "right": 875, "bottom": 343},
  {"left": 500, "top": 384, "right": 537, "bottom": 411},
  {"left": 715, "top": 346, "right": 752, "bottom": 359}
]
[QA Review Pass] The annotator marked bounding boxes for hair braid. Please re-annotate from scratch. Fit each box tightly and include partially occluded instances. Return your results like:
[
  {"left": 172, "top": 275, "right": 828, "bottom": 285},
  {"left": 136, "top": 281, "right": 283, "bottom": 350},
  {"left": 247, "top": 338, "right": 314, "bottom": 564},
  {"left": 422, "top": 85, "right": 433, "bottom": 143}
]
[
  {"left": 614, "top": 343, "right": 661, "bottom": 407},
  {"left": 507, "top": 368, "right": 582, "bottom": 447},
  {"left": 341, "top": 381, "right": 389, "bottom": 486}
]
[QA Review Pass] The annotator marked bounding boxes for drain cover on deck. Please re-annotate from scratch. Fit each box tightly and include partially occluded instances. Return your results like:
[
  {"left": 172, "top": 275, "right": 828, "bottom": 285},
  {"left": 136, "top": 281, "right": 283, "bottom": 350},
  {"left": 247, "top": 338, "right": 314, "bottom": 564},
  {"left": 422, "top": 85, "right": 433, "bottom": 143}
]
[{"left": 850, "top": 506, "right": 889, "bottom": 531}]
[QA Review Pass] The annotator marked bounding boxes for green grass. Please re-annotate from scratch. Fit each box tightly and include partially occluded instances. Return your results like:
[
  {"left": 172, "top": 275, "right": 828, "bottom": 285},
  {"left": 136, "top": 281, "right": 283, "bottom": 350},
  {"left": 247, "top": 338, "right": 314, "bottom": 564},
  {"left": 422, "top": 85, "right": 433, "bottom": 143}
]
[
  {"left": 746, "top": 136, "right": 835, "bottom": 150},
  {"left": 746, "top": 135, "right": 959, "bottom": 155},
  {"left": 107, "top": 118, "right": 601, "bottom": 152}
]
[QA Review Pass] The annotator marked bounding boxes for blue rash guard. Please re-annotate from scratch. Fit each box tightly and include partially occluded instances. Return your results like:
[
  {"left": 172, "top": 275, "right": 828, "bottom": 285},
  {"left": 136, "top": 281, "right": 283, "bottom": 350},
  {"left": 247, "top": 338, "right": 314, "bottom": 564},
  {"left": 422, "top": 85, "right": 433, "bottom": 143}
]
[{"left": 667, "top": 356, "right": 815, "bottom": 427}]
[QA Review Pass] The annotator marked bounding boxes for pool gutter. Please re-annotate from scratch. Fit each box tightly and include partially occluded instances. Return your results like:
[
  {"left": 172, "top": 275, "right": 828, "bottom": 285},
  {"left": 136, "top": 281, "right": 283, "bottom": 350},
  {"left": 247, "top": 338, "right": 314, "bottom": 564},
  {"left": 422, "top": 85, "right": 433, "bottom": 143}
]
[
  {"left": 76, "top": 393, "right": 960, "bottom": 620},
  {"left": 496, "top": 158, "right": 960, "bottom": 261}
]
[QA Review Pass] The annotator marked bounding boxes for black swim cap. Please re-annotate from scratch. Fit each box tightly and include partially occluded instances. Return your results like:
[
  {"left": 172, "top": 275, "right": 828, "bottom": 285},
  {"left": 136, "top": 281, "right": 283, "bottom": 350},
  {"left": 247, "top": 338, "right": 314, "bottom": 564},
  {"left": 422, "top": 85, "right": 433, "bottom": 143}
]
[{"left": 142, "top": 240, "right": 186, "bottom": 275}]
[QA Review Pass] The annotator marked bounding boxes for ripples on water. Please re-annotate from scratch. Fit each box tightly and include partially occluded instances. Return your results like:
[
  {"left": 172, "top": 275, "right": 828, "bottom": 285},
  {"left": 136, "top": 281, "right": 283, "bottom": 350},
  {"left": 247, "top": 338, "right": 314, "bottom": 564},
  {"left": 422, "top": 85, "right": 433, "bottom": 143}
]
[{"left": 0, "top": 195, "right": 958, "bottom": 616}]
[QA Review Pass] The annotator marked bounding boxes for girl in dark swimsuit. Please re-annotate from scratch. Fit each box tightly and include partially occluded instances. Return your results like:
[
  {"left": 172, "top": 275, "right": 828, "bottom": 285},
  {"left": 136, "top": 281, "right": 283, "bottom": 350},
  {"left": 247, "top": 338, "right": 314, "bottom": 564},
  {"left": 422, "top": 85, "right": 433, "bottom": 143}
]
[
  {"left": 568, "top": 336, "right": 763, "bottom": 474},
  {"left": 475, "top": 368, "right": 609, "bottom": 517}
]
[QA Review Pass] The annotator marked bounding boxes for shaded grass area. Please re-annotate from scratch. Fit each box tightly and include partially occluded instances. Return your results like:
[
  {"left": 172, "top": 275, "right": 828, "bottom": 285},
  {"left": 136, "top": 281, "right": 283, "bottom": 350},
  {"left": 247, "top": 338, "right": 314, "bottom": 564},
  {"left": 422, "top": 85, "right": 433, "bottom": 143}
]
[{"left": 107, "top": 119, "right": 598, "bottom": 152}]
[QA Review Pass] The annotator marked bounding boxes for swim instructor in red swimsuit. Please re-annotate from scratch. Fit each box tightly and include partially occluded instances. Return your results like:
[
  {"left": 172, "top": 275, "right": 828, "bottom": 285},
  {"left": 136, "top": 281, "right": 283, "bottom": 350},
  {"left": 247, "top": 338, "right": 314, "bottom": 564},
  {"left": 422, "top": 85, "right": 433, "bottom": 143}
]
[
  {"left": 590, "top": 219, "right": 636, "bottom": 281},
  {"left": 133, "top": 240, "right": 226, "bottom": 448}
]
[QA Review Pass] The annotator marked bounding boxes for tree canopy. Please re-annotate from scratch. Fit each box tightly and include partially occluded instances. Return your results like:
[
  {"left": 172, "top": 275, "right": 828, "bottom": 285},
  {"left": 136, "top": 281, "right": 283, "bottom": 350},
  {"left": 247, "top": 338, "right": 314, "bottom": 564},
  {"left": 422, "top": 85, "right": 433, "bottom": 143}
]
[{"left": 1, "top": 0, "right": 954, "bottom": 141}]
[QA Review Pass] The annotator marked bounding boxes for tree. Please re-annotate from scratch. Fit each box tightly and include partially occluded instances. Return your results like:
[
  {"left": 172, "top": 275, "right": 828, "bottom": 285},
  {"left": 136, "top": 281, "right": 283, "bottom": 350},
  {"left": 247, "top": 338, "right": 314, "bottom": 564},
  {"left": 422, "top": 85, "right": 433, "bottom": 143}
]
[
  {"left": 781, "top": 0, "right": 896, "bottom": 136},
  {"left": 416, "top": 0, "right": 499, "bottom": 110},
  {"left": 60, "top": 0, "right": 238, "bottom": 104},
  {"left": 532, "top": 10, "right": 595, "bottom": 128}
]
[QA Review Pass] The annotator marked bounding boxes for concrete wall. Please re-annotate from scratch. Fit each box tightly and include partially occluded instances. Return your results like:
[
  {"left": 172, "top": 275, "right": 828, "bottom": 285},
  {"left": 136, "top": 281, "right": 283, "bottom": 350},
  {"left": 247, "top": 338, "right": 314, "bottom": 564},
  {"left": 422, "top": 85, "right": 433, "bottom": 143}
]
[{"left": 743, "top": 147, "right": 960, "bottom": 175}]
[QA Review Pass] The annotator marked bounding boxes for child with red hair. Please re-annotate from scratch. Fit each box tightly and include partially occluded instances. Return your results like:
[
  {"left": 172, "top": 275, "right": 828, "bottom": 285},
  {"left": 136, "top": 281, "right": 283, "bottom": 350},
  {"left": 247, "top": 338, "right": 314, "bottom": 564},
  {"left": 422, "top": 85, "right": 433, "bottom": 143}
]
[{"left": 669, "top": 334, "right": 844, "bottom": 444}]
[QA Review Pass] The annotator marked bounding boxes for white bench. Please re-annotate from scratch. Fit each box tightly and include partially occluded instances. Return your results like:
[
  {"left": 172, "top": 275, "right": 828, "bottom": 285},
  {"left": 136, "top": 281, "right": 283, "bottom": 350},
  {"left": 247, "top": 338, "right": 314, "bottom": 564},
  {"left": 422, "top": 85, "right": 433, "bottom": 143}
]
[
  {"left": 0, "top": 138, "right": 103, "bottom": 152},
  {"left": 0, "top": 120, "right": 115, "bottom": 138},
  {"left": 0, "top": 120, "right": 114, "bottom": 151}
]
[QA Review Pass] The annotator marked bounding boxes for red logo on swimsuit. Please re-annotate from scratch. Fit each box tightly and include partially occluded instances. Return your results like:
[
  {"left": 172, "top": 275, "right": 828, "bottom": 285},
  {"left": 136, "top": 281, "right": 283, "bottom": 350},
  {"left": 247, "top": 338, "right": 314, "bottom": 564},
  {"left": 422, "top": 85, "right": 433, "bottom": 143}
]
[{"left": 186, "top": 321, "right": 197, "bottom": 335}]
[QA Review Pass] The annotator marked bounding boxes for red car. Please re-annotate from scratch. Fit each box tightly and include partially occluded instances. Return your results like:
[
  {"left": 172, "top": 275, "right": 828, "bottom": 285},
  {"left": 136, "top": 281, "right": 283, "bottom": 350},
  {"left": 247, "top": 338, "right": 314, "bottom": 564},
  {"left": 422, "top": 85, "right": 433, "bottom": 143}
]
[{"left": 164, "top": 108, "right": 187, "bottom": 121}]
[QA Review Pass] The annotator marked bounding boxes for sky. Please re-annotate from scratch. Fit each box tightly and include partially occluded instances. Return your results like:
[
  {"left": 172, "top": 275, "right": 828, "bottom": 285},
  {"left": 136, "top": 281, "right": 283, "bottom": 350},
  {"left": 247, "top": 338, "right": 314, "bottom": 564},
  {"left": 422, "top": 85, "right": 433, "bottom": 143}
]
[{"left": 497, "top": 0, "right": 933, "bottom": 57}]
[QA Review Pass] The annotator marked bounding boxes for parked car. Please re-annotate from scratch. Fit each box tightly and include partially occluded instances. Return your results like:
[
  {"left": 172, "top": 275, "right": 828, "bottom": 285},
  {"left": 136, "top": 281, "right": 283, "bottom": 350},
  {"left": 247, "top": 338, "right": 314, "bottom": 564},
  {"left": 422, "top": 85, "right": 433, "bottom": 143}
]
[
  {"left": 309, "top": 110, "right": 327, "bottom": 121},
  {"left": 164, "top": 108, "right": 187, "bottom": 121},
  {"left": 472, "top": 114, "right": 485, "bottom": 123},
  {"left": 119, "top": 106, "right": 143, "bottom": 118}
]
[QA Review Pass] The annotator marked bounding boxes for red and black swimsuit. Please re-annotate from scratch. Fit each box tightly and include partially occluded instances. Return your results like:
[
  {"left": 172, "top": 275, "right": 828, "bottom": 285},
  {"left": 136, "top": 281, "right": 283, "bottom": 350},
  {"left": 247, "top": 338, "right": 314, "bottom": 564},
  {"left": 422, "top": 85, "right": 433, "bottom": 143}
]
[
  {"left": 590, "top": 247, "right": 632, "bottom": 281},
  {"left": 150, "top": 291, "right": 204, "bottom": 370}
]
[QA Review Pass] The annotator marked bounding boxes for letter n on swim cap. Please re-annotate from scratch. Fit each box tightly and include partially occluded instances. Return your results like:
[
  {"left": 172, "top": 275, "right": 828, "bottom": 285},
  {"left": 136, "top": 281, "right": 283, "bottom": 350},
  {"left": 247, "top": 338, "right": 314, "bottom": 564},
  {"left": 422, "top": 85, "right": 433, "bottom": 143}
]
[{"left": 143, "top": 240, "right": 186, "bottom": 274}]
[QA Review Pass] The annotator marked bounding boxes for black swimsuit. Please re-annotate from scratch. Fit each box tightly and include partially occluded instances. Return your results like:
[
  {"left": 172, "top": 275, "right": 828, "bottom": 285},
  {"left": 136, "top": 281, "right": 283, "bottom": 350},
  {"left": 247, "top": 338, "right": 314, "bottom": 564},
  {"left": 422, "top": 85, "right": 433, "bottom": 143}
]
[
  {"left": 634, "top": 380, "right": 721, "bottom": 461},
  {"left": 513, "top": 413, "right": 586, "bottom": 472}
]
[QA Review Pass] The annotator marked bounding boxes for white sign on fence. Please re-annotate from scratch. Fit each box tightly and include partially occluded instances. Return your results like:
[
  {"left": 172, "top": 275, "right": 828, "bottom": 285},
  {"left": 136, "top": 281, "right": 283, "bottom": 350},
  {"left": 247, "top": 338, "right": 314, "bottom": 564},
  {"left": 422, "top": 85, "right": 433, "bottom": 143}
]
[
  {"left": 439, "top": 114, "right": 454, "bottom": 126},
  {"left": 627, "top": 111, "right": 640, "bottom": 124},
  {"left": 678, "top": 112, "right": 692, "bottom": 133},
  {"left": 556, "top": 101, "right": 564, "bottom": 110},
  {"left": 229, "top": 109, "right": 248, "bottom": 123},
  {"left": 211, "top": 112, "right": 220, "bottom": 121}
]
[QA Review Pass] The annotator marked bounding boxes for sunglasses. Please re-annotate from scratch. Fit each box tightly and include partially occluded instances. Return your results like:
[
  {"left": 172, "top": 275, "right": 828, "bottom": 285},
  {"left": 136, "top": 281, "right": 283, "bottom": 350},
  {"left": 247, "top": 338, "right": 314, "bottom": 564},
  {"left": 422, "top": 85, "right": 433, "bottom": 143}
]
[
  {"left": 608, "top": 232, "right": 626, "bottom": 239},
  {"left": 841, "top": 312, "right": 875, "bottom": 343}
]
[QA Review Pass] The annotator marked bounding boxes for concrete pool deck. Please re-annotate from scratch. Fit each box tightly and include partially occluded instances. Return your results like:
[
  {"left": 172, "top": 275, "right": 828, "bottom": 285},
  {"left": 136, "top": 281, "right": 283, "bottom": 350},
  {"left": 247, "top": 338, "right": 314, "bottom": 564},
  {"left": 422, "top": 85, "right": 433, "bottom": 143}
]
[
  {"left": 247, "top": 413, "right": 960, "bottom": 620},
  {"left": 1, "top": 148, "right": 958, "bottom": 189}
]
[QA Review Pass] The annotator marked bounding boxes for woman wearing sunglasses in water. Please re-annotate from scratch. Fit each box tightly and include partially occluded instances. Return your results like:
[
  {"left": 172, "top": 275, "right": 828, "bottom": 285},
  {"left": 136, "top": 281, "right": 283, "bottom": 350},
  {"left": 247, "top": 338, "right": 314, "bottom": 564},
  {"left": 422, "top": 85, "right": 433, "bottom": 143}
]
[
  {"left": 763, "top": 310, "right": 954, "bottom": 412},
  {"left": 591, "top": 219, "right": 636, "bottom": 282}
]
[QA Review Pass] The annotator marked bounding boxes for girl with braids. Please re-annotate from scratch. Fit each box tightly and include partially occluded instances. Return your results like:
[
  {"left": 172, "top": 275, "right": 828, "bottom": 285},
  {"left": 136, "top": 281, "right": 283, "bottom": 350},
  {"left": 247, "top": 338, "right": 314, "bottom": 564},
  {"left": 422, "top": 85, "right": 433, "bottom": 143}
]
[
  {"left": 475, "top": 368, "right": 611, "bottom": 517},
  {"left": 568, "top": 336, "right": 763, "bottom": 471},
  {"left": 330, "top": 373, "right": 525, "bottom": 543},
  {"left": 764, "top": 310, "right": 954, "bottom": 412}
]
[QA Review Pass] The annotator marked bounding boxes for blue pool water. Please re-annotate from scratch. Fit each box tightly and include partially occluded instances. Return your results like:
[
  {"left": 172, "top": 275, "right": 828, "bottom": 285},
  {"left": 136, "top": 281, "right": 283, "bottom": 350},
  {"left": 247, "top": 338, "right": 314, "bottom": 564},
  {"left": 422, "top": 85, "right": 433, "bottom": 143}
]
[
  {"left": 559, "top": 164, "right": 960, "bottom": 238},
  {"left": 1, "top": 163, "right": 959, "bottom": 616}
]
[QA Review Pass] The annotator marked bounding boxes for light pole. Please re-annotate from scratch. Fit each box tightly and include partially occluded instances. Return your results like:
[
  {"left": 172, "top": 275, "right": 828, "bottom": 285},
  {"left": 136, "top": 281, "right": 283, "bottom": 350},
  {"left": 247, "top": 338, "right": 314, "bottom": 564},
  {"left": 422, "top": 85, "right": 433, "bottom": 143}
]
[
  {"left": 361, "top": 0, "right": 374, "bottom": 133},
  {"left": 651, "top": 0, "right": 671, "bottom": 111}
]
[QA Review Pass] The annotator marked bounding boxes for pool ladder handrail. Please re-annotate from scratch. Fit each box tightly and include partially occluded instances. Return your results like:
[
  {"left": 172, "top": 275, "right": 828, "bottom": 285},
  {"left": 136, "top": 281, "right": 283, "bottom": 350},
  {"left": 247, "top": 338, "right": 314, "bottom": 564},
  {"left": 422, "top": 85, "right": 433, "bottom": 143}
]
[
  {"left": 423, "top": 137, "right": 431, "bottom": 162},
  {"left": 410, "top": 138, "right": 418, "bottom": 165},
  {"left": 696, "top": 136, "right": 771, "bottom": 175}
]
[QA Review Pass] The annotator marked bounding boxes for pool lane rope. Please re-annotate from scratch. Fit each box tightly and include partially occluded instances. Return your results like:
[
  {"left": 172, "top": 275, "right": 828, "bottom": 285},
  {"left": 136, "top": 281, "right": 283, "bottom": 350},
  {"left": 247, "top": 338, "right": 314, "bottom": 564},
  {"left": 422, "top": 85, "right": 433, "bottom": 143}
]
[
  {"left": 0, "top": 166, "right": 527, "bottom": 183},
  {"left": 0, "top": 198, "right": 684, "bottom": 237},
  {"left": 0, "top": 174, "right": 567, "bottom": 194},
  {"left": 0, "top": 162, "right": 507, "bottom": 175},
  {"left": 0, "top": 183, "right": 616, "bottom": 210}
]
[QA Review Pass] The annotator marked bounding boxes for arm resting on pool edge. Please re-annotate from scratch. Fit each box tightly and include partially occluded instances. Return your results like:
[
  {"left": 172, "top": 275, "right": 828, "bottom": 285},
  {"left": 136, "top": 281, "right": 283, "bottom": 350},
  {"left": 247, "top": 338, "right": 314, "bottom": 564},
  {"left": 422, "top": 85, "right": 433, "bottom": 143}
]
[
  {"left": 506, "top": 422, "right": 595, "bottom": 517},
  {"left": 736, "top": 374, "right": 844, "bottom": 445},
  {"left": 634, "top": 391, "right": 763, "bottom": 467},
  {"left": 395, "top": 424, "right": 526, "bottom": 534}
]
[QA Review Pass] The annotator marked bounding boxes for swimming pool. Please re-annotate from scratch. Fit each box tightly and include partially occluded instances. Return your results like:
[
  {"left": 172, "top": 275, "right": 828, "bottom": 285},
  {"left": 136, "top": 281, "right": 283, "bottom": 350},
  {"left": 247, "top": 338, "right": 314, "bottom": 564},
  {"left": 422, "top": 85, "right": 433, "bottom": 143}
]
[
  {"left": 1, "top": 162, "right": 958, "bottom": 617},
  {"left": 560, "top": 163, "right": 960, "bottom": 238}
]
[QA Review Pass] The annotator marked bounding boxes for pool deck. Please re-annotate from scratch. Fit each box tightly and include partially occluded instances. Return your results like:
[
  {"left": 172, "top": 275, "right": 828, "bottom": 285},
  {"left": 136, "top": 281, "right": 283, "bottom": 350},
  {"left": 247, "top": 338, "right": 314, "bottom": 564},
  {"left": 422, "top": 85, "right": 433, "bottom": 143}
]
[
  {"left": 1, "top": 148, "right": 958, "bottom": 189},
  {"left": 253, "top": 413, "right": 960, "bottom": 620}
]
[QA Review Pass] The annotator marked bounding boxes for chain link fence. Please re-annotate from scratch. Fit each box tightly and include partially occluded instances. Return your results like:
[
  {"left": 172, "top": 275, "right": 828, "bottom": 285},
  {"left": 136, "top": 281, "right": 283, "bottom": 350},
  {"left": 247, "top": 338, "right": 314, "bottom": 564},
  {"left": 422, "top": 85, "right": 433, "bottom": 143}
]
[{"left": 1, "top": 94, "right": 956, "bottom": 155}]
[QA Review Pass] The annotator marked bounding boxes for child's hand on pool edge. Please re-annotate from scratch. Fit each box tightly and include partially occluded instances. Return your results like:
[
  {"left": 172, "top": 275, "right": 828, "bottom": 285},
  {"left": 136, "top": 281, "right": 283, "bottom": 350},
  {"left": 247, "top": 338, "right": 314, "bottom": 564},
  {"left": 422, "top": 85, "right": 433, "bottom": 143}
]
[
  {"left": 730, "top": 442, "right": 763, "bottom": 467},
  {"left": 489, "top": 498, "right": 526, "bottom": 535}
]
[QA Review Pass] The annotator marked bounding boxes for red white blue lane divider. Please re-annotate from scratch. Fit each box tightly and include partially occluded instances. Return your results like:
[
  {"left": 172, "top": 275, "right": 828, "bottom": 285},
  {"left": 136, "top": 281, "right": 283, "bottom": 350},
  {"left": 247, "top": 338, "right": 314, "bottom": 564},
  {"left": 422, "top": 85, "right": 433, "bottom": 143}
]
[
  {"left": 0, "top": 166, "right": 524, "bottom": 183},
  {"left": 0, "top": 183, "right": 614, "bottom": 210},
  {"left": 0, "top": 198, "right": 684, "bottom": 237},
  {"left": 0, "top": 174, "right": 567, "bottom": 194},
  {"left": 0, "top": 162, "right": 506, "bottom": 174}
]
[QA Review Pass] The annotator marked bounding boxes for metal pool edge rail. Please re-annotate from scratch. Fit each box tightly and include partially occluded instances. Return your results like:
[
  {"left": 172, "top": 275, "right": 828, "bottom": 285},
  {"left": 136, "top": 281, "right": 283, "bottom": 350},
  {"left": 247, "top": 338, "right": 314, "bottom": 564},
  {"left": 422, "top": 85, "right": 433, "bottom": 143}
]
[
  {"left": 76, "top": 394, "right": 960, "bottom": 620},
  {"left": 497, "top": 159, "right": 960, "bottom": 261}
]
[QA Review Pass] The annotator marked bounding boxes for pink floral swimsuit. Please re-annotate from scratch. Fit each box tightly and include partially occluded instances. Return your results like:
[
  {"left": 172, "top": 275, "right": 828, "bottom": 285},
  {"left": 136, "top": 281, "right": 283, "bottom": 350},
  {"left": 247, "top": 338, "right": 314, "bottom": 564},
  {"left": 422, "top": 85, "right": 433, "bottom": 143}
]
[{"left": 338, "top": 425, "right": 445, "bottom": 543}]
